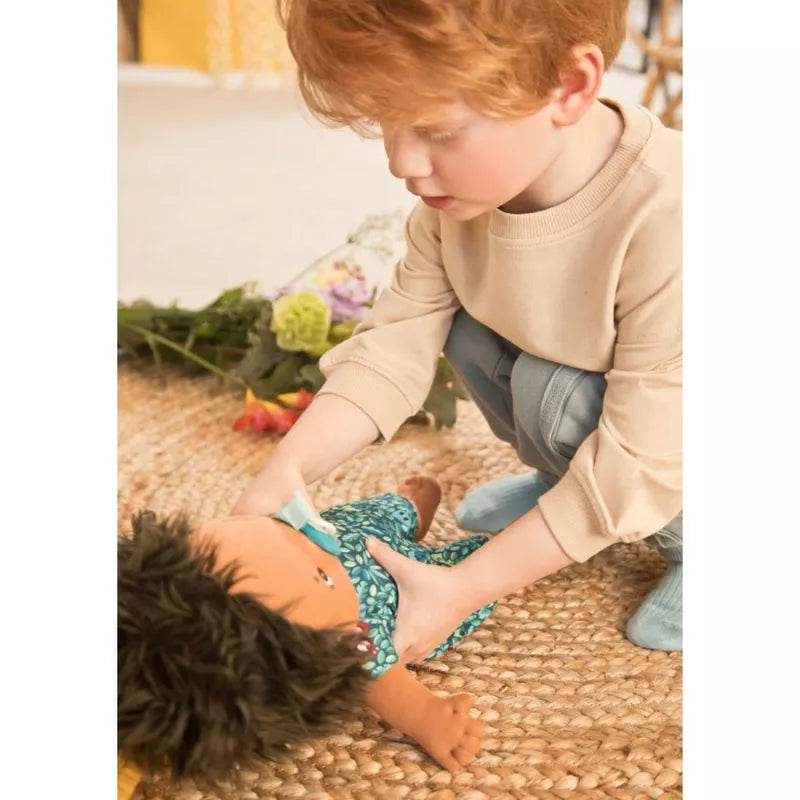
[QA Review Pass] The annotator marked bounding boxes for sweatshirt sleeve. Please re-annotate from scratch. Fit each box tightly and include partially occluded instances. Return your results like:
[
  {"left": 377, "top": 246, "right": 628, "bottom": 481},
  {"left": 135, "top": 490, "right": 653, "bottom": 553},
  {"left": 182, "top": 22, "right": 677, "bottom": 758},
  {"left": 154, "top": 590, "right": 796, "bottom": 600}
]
[
  {"left": 537, "top": 198, "right": 683, "bottom": 562},
  {"left": 316, "top": 202, "right": 461, "bottom": 441}
]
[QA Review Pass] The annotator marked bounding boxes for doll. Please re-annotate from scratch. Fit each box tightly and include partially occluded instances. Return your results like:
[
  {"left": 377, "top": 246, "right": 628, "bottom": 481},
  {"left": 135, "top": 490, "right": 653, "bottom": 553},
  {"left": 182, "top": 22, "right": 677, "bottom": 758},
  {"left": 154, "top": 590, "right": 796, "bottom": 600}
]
[{"left": 118, "top": 476, "right": 494, "bottom": 795}]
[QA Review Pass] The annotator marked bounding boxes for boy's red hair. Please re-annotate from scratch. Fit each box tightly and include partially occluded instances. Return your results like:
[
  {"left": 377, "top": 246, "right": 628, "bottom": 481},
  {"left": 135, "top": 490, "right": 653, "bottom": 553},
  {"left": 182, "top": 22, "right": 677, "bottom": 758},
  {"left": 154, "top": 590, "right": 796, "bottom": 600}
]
[{"left": 277, "top": 0, "right": 629, "bottom": 133}]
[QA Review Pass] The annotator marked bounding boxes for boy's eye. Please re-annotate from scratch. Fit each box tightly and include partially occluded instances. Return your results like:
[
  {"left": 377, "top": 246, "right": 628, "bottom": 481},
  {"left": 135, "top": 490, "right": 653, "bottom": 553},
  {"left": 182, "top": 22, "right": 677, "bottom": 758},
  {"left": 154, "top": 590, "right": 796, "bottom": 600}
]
[
  {"left": 317, "top": 567, "right": 334, "bottom": 587},
  {"left": 420, "top": 127, "right": 459, "bottom": 144}
]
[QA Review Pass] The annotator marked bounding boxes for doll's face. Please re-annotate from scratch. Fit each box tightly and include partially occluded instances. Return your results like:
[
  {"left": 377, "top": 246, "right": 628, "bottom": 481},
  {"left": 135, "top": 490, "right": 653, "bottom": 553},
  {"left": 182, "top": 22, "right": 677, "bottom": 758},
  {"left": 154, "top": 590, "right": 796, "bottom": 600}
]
[{"left": 197, "top": 516, "right": 360, "bottom": 630}]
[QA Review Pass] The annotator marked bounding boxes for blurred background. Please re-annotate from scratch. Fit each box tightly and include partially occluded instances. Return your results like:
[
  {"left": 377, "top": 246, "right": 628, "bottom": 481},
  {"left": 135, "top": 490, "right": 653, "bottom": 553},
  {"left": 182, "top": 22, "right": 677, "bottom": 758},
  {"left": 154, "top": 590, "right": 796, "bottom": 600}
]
[{"left": 118, "top": 0, "right": 682, "bottom": 308}]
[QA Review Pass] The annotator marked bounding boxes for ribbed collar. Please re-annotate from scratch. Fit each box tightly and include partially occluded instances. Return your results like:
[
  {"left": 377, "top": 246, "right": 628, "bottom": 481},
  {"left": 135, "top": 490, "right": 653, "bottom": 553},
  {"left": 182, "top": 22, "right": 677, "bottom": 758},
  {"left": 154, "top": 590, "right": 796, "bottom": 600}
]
[{"left": 489, "top": 100, "right": 655, "bottom": 240}]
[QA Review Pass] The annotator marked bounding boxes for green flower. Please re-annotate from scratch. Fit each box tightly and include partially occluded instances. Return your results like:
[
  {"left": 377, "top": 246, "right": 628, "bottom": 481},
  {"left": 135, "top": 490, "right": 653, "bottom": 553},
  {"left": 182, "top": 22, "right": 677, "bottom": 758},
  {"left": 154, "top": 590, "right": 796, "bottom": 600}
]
[
  {"left": 305, "top": 340, "right": 334, "bottom": 357},
  {"left": 270, "top": 292, "right": 331, "bottom": 355},
  {"left": 330, "top": 320, "right": 358, "bottom": 344}
]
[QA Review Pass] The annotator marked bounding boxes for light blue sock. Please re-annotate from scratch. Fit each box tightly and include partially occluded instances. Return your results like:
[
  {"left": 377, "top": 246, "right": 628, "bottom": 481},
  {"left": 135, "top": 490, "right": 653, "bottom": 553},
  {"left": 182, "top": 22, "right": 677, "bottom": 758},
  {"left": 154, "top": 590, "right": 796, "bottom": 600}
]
[
  {"left": 455, "top": 472, "right": 554, "bottom": 533},
  {"left": 626, "top": 537, "right": 682, "bottom": 651}
]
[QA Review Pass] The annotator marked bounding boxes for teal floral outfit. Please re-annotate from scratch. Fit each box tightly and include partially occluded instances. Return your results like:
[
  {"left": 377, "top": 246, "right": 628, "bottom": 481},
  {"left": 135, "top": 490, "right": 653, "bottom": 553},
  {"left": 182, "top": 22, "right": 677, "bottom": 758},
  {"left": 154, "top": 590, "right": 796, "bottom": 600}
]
[{"left": 319, "top": 494, "right": 496, "bottom": 678}]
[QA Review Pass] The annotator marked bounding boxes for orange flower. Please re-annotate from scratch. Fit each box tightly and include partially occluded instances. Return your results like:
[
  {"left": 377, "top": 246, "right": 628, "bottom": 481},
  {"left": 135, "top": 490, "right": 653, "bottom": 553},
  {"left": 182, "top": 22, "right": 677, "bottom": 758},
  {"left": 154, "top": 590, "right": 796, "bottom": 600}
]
[
  {"left": 275, "top": 388, "right": 314, "bottom": 410},
  {"left": 233, "top": 389, "right": 312, "bottom": 434}
]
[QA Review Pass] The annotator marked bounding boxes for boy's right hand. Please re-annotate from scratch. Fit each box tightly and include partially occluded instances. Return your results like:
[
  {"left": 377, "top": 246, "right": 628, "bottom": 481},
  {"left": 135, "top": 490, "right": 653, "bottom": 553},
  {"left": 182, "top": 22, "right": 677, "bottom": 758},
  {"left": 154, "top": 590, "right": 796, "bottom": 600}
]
[
  {"left": 231, "top": 464, "right": 311, "bottom": 517},
  {"left": 230, "top": 393, "right": 380, "bottom": 517}
]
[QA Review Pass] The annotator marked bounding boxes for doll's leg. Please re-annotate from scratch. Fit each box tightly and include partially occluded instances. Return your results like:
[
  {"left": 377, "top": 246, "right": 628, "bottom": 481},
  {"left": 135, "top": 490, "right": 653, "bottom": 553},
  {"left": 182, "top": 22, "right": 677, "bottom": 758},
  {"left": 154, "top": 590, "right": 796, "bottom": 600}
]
[
  {"left": 396, "top": 475, "right": 441, "bottom": 542},
  {"left": 320, "top": 489, "right": 435, "bottom": 547}
]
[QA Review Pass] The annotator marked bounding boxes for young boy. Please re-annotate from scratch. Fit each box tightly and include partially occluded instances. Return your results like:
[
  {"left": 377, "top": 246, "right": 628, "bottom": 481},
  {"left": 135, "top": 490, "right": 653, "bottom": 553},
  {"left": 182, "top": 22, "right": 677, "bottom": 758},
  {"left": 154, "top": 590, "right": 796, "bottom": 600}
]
[{"left": 234, "top": 0, "right": 682, "bottom": 659}]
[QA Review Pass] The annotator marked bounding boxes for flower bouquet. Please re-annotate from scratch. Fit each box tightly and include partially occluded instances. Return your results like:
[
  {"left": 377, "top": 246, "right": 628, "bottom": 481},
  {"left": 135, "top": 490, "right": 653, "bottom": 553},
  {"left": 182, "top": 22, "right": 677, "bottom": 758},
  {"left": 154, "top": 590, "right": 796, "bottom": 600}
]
[{"left": 118, "top": 216, "right": 467, "bottom": 434}]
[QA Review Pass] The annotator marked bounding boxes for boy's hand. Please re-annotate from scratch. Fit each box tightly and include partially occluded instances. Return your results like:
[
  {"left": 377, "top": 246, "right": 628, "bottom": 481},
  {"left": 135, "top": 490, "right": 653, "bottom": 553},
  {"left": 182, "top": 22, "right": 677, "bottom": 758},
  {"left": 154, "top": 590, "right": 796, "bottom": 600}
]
[
  {"left": 231, "top": 464, "right": 311, "bottom": 517},
  {"left": 365, "top": 537, "right": 475, "bottom": 664}
]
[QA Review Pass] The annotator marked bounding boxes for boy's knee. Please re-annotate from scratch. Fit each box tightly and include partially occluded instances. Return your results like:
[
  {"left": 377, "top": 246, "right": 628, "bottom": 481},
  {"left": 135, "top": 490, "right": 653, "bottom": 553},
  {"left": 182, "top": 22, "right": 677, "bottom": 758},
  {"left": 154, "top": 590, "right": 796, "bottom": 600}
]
[{"left": 546, "top": 367, "right": 606, "bottom": 460}]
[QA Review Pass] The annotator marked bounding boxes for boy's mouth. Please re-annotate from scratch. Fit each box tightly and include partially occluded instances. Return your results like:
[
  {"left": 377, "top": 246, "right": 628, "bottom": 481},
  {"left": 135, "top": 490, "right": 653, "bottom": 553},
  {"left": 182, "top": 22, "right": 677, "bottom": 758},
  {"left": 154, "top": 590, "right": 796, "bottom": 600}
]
[
  {"left": 420, "top": 195, "right": 455, "bottom": 211},
  {"left": 406, "top": 183, "right": 456, "bottom": 211}
]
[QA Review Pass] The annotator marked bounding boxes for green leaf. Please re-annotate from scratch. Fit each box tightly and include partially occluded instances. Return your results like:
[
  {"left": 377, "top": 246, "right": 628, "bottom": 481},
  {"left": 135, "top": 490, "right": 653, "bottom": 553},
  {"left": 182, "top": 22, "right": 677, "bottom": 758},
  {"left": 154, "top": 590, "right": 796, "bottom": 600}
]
[
  {"left": 251, "top": 356, "right": 304, "bottom": 397},
  {"left": 235, "top": 331, "right": 284, "bottom": 384},
  {"left": 299, "top": 363, "right": 326, "bottom": 393},
  {"left": 144, "top": 332, "right": 163, "bottom": 369},
  {"left": 440, "top": 356, "right": 468, "bottom": 400},
  {"left": 117, "top": 321, "right": 248, "bottom": 388},
  {"left": 117, "top": 301, "right": 155, "bottom": 329},
  {"left": 205, "top": 283, "right": 257, "bottom": 311},
  {"left": 419, "top": 356, "right": 466, "bottom": 429},
  {"left": 233, "top": 306, "right": 285, "bottom": 384},
  {"left": 118, "top": 281, "right": 474, "bottom": 434},
  {"left": 192, "top": 321, "right": 218, "bottom": 339},
  {"left": 117, "top": 287, "right": 268, "bottom": 373}
]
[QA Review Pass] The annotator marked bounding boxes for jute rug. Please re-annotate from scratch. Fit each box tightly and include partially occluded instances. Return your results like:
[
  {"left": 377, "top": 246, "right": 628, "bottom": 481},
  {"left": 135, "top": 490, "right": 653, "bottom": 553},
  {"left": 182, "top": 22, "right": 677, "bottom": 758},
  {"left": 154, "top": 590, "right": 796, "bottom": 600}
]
[{"left": 118, "top": 368, "right": 682, "bottom": 800}]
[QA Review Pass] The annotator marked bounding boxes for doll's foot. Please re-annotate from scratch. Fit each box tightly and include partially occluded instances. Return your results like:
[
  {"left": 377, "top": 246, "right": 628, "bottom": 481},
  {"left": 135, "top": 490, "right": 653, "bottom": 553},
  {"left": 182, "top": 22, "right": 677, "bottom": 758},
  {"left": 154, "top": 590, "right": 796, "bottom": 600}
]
[
  {"left": 397, "top": 475, "right": 441, "bottom": 541},
  {"left": 423, "top": 693, "right": 485, "bottom": 771}
]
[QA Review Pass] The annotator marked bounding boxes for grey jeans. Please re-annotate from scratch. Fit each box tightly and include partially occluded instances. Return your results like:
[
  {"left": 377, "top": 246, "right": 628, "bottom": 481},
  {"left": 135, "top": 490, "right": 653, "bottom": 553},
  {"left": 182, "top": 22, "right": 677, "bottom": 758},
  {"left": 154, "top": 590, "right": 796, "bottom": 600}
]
[{"left": 443, "top": 309, "right": 682, "bottom": 557}]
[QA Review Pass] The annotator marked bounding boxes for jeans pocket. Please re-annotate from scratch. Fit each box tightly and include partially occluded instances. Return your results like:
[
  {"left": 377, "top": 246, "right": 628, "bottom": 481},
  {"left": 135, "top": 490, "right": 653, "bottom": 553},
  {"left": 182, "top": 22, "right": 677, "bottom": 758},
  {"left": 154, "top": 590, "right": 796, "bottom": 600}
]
[{"left": 541, "top": 366, "right": 606, "bottom": 464}]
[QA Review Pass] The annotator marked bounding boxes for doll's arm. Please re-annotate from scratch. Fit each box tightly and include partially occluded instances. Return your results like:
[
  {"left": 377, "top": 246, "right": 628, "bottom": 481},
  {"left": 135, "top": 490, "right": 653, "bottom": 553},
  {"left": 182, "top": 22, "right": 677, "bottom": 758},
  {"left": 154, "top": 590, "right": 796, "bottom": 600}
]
[{"left": 364, "top": 663, "right": 484, "bottom": 771}]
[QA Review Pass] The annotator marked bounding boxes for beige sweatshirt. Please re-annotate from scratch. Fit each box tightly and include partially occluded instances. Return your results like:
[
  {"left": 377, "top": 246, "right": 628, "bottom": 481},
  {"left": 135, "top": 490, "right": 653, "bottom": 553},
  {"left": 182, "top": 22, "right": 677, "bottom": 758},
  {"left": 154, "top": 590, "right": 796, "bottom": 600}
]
[{"left": 318, "top": 101, "right": 682, "bottom": 562}]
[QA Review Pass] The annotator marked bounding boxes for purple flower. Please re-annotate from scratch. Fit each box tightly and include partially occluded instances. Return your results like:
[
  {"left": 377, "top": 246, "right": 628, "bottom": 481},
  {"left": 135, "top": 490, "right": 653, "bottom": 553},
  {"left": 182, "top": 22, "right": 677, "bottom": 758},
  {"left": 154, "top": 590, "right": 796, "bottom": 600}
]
[
  {"left": 321, "top": 275, "right": 371, "bottom": 322},
  {"left": 271, "top": 262, "right": 371, "bottom": 323}
]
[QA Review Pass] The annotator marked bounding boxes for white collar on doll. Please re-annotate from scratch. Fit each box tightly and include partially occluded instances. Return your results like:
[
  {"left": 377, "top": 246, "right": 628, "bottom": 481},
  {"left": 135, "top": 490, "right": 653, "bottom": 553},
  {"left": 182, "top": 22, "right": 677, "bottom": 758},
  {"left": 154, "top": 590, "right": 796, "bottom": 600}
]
[{"left": 273, "top": 493, "right": 341, "bottom": 556}]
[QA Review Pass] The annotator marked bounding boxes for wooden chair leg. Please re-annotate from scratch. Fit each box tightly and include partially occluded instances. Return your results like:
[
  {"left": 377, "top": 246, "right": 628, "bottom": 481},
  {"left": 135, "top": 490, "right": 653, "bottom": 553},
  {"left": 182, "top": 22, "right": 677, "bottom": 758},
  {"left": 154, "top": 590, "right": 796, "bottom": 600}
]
[
  {"left": 641, "top": 65, "right": 666, "bottom": 108},
  {"left": 660, "top": 87, "right": 683, "bottom": 128}
]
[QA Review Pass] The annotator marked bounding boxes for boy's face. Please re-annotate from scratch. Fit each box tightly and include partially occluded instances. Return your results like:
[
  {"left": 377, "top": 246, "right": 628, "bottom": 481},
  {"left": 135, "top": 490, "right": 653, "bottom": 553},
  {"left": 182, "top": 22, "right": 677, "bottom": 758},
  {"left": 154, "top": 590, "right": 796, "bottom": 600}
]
[{"left": 381, "top": 97, "right": 562, "bottom": 220}]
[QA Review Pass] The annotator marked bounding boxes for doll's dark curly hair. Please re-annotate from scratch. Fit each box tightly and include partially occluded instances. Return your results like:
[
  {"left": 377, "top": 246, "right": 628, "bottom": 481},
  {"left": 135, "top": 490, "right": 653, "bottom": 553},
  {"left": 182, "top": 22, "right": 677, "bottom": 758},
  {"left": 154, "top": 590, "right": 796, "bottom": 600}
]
[{"left": 118, "top": 511, "right": 373, "bottom": 779}]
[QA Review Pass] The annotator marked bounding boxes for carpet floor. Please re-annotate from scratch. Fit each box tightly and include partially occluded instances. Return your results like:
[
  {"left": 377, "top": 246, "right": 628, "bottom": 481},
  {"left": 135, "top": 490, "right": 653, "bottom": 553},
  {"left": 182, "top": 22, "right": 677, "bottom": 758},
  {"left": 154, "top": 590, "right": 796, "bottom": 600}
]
[{"left": 118, "top": 368, "right": 682, "bottom": 800}]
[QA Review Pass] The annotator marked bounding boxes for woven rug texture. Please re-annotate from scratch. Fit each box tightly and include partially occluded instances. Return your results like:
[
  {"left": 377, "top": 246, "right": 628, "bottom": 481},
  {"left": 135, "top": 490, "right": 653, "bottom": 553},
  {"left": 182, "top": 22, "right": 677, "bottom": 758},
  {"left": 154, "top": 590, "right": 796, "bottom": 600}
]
[{"left": 118, "top": 369, "right": 682, "bottom": 800}]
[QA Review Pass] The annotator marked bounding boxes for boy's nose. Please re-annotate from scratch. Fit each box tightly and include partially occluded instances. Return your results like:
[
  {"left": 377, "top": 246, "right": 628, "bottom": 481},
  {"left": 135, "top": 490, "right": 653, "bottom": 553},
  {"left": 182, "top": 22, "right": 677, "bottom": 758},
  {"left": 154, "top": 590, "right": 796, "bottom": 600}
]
[{"left": 384, "top": 129, "right": 433, "bottom": 181}]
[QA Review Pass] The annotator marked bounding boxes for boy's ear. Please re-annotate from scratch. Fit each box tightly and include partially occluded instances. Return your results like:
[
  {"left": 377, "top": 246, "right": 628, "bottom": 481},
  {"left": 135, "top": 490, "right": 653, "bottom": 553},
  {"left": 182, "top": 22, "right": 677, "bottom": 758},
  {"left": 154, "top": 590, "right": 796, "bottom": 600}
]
[{"left": 550, "top": 44, "right": 606, "bottom": 127}]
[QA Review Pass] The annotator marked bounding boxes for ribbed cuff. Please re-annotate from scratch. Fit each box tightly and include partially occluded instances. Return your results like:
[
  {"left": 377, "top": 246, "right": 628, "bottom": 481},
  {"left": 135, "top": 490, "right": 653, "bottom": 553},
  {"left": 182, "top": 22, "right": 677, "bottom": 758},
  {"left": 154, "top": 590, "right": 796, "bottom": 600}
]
[
  {"left": 643, "top": 562, "right": 682, "bottom": 612},
  {"left": 537, "top": 470, "right": 616, "bottom": 563},
  {"left": 316, "top": 362, "right": 414, "bottom": 442}
]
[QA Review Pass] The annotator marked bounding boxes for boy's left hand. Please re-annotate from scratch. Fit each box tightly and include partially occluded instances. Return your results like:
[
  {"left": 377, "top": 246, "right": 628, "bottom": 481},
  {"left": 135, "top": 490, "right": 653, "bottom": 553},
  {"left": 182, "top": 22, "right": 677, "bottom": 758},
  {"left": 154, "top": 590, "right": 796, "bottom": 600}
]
[{"left": 365, "top": 536, "right": 474, "bottom": 664}]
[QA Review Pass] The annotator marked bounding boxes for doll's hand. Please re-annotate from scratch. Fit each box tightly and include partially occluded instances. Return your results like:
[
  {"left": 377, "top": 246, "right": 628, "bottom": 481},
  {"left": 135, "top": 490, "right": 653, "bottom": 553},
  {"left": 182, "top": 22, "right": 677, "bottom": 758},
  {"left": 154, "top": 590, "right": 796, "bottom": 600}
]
[
  {"left": 427, "top": 693, "right": 485, "bottom": 770},
  {"left": 365, "top": 537, "right": 474, "bottom": 663},
  {"left": 365, "top": 664, "right": 485, "bottom": 771}
]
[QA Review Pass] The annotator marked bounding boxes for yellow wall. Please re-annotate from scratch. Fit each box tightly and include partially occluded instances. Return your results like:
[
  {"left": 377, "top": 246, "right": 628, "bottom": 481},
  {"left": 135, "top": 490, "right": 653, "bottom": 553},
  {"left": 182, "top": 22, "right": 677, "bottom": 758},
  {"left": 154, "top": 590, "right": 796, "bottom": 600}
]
[{"left": 140, "top": 0, "right": 294, "bottom": 73}]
